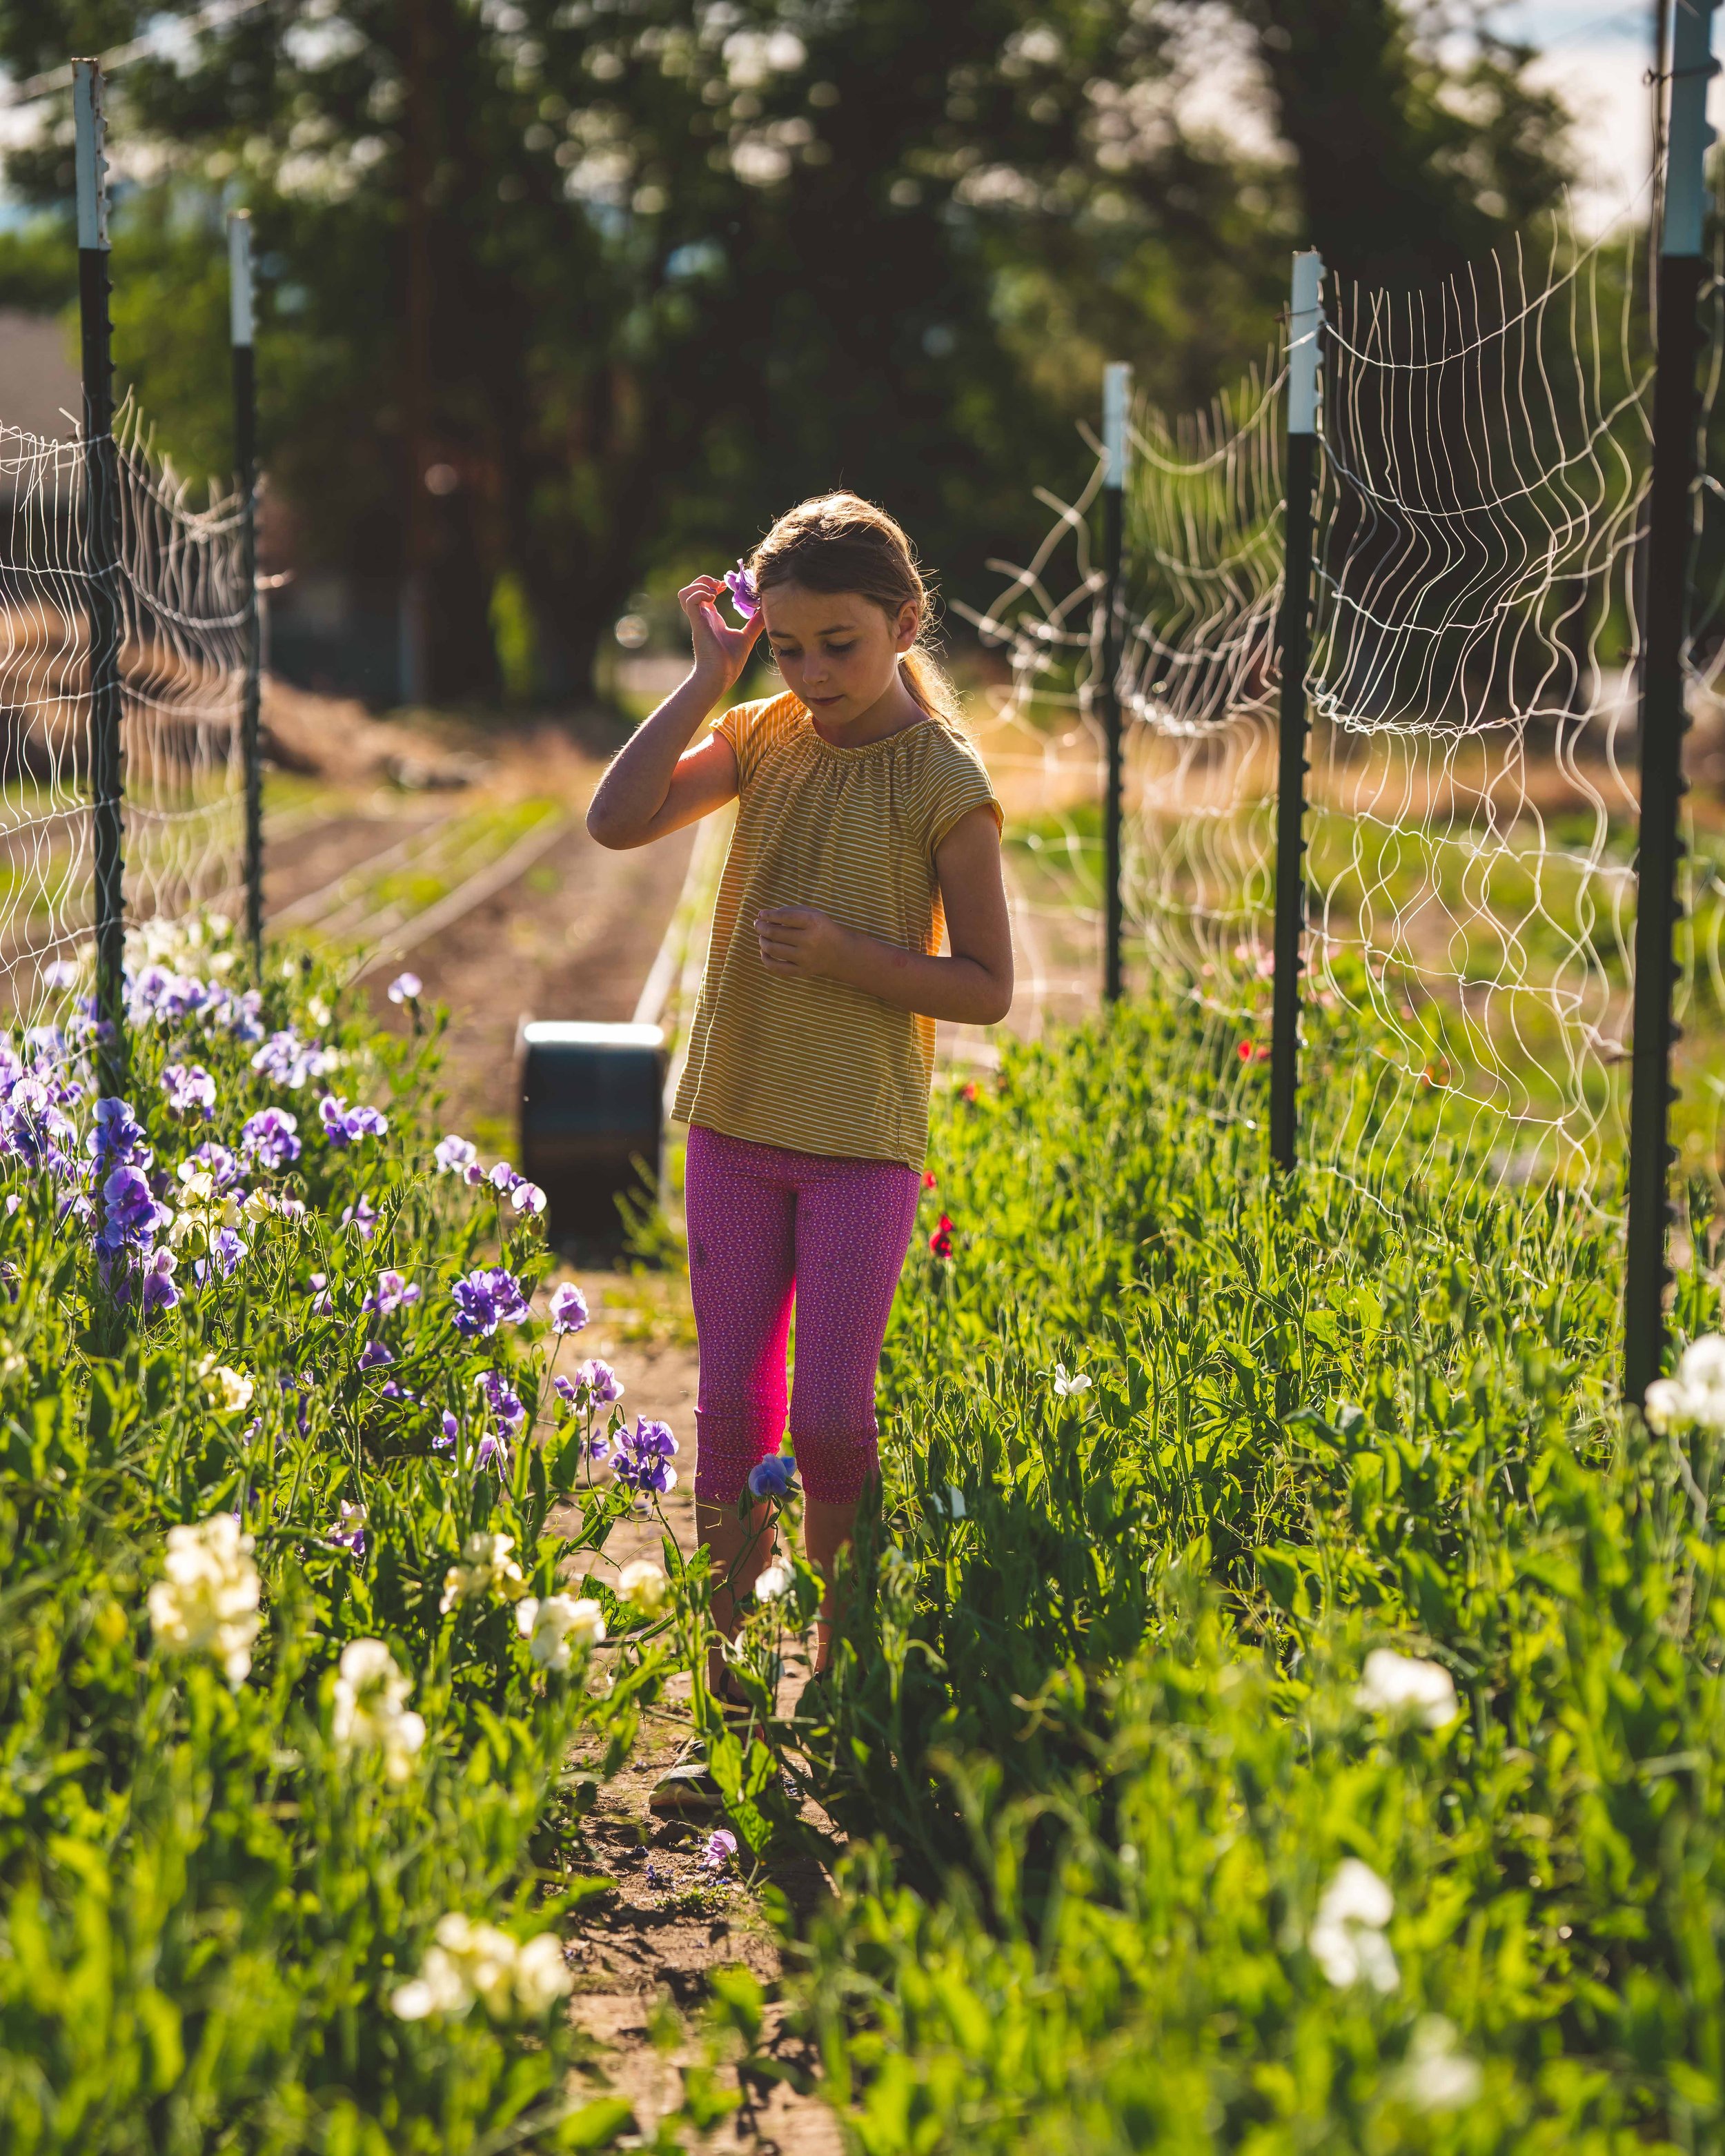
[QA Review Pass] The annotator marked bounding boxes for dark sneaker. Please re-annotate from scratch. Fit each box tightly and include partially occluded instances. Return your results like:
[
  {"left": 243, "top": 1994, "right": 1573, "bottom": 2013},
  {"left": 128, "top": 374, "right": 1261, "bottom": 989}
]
[{"left": 649, "top": 1739, "right": 726, "bottom": 1819}]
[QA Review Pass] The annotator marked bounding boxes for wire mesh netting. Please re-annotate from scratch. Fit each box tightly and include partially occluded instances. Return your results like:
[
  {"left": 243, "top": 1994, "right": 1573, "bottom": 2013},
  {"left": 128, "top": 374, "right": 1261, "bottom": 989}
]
[
  {"left": 0, "top": 397, "right": 247, "bottom": 1024},
  {"left": 964, "top": 220, "right": 1725, "bottom": 1200}
]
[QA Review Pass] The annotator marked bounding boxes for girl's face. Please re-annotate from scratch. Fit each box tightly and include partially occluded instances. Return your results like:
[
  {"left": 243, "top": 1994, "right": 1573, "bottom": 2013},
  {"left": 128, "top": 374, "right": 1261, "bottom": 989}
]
[{"left": 758, "top": 582, "right": 919, "bottom": 722}]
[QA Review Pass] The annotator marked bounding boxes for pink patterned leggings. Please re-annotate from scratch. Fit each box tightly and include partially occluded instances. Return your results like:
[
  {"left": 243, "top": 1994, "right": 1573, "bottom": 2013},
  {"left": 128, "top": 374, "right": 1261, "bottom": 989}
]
[{"left": 684, "top": 1124, "right": 921, "bottom": 1506}]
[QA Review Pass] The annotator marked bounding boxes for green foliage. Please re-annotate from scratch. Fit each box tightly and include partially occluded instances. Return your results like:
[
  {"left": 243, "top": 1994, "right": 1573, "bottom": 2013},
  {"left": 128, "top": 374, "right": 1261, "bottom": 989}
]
[
  {"left": 749, "top": 997, "right": 1725, "bottom": 2148},
  {"left": 0, "top": 922, "right": 677, "bottom": 2150}
]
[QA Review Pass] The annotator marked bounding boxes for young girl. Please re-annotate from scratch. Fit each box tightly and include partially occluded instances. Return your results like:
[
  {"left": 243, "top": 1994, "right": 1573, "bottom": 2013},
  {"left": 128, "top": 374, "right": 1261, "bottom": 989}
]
[{"left": 587, "top": 493, "right": 1011, "bottom": 1801}]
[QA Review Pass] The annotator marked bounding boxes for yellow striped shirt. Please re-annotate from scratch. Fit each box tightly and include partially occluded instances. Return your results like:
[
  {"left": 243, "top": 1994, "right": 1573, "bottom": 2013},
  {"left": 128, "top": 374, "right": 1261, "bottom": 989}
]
[{"left": 671, "top": 690, "right": 1000, "bottom": 1167}]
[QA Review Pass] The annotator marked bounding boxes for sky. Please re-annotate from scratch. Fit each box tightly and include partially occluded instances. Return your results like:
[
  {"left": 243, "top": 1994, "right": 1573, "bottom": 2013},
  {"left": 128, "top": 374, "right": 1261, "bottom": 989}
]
[{"left": 0, "top": 1, "right": 1698, "bottom": 237}]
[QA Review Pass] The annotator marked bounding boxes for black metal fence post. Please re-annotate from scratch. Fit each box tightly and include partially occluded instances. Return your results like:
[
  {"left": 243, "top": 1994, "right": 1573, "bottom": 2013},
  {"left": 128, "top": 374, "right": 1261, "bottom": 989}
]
[
  {"left": 1101, "top": 361, "right": 1131, "bottom": 1002},
  {"left": 1270, "top": 248, "right": 1323, "bottom": 1171},
  {"left": 1625, "top": 0, "right": 1719, "bottom": 1404},
  {"left": 75, "top": 59, "right": 126, "bottom": 1098},
  {"left": 230, "top": 210, "right": 264, "bottom": 978}
]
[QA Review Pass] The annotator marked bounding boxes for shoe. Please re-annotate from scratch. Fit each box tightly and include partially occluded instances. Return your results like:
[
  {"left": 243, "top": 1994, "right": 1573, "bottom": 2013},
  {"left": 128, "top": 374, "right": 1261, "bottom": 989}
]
[{"left": 649, "top": 1738, "right": 726, "bottom": 1820}]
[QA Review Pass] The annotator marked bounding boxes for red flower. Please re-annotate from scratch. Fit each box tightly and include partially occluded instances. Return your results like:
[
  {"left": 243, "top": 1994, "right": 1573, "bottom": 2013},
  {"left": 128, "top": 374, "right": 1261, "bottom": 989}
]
[
  {"left": 1237, "top": 1040, "right": 1254, "bottom": 1062},
  {"left": 921, "top": 1169, "right": 938, "bottom": 1189},
  {"left": 961, "top": 1082, "right": 979, "bottom": 1103},
  {"left": 929, "top": 1213, "right": 954, "bottom": 1260}
]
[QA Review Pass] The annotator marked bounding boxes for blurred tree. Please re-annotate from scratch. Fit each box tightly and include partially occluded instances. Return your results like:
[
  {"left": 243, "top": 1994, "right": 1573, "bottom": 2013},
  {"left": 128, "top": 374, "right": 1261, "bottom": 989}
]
[{"left": 0, "top": 0, "right": 1577, "bottom": 703}]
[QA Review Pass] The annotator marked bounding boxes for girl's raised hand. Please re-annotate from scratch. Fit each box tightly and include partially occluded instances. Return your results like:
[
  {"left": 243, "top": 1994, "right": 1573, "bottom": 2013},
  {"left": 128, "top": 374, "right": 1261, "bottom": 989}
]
[{"left": 680, "top": 576, "right": 760, "bottom": 691}]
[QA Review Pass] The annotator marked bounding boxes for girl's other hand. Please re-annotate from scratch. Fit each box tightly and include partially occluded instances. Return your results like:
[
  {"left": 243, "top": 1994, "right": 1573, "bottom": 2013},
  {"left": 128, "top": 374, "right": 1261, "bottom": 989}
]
[
  {"left": 680, "top": 575, "right": 760, "bottom": 691},
  {"left": 756, "top": 905, "right": 852, "bottom": 982}
]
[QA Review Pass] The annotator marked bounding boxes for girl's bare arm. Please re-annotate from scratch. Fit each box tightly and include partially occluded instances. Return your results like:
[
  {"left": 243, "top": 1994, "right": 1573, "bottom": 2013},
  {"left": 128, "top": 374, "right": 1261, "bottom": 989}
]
[
  {"left": 756, "top": 805, "right": 1015, "bottom": 1025},
  {"left": 586, "top": 577, "right": 753, "bottom": 849}
]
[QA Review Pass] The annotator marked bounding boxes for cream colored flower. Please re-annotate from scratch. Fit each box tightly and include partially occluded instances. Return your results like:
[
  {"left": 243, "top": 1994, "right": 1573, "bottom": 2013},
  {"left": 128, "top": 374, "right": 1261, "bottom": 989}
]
[
  {"left": 198, "top": 1356, "right": 255, "bottom": 1414},
  {"left": 1308, "top": 1859, "right": 1399, "bottom": 1992},
  {"left": 1354, "top": 1649, "right": 1459, "bottom": 1729},
  {"left": 754, "top": 1559, "right": 793, "bottom": 1603},
  {"left": 617, "top": 1559, "right": 668, "bottom": 1614},
  {"left": 331, "top": 1637, "right": 425, "bottom": 1782},
  {"left": 440, "top": 1532, "right": 527, "bottom": 1613},
  {"left": 1052, "top": 1363, "right": 1093, "bottom": 1399},
  {"left": 1392, "top": 2017, "right": 1482, "bottom": 2111},
  {"left": 147, "top": 1512, "right": 261, "bottom": 1683},
  {"left": 515, "top": 1593, "right": 604, "bottom": 1671},
  {"left": 512, "top": 1932, "right": 575, "bottom": 2014},
  {"left": 388, "top": 1916, "right": 570, "bottom": 2022},
  {"left": 1644, "top": 1334, "right": 1725, "bottom": 1433}
]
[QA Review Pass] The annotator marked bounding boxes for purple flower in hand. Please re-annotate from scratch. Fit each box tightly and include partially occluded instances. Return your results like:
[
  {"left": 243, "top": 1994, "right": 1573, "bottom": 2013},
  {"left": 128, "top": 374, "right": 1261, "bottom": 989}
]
[
  {"left": 433, "top": 1134, "right": 475, "bottom": 1174},
  {"left": 161, "top": 1063, "right": 216, "bottom": 1121},
  {"left": 611, "top": 1416, "right": 678, "bottom": 1496},
  {"left": 240, "top": 1108, "right": 301, "bottom": 1171},
  {"left": 724, "top": 560, "right": 759, "bottom": 622},
  {"left": 549, "top": 1281, "right": 588, "bottom": 1334},
  {"left": 450, "top": 1265, "right": 531, "bottom": 1340},
  {"left": 747, "top": 1452, "right": 798, "bottom": 1501}
]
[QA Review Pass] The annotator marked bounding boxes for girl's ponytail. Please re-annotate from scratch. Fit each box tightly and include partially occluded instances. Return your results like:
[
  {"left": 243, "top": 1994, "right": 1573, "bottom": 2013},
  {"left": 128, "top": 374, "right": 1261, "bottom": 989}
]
[{"left": 747, "top": 493, "right": 966, "bottom": 731}]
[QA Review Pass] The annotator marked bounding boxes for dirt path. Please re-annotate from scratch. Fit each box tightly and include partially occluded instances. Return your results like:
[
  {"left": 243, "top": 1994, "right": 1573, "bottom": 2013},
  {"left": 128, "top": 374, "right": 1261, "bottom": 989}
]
[{"left": 551, "top": 1272, "right": 844, "bottom": 2153}]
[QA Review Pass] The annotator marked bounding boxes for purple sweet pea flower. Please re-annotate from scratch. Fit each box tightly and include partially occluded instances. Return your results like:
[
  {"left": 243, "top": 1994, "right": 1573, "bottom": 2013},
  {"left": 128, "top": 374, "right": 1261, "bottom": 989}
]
[
  {"left": 98, "top": 1163, "right": 166, "bottom": 1252},
  {"left": 386, "top": 971, "right": 422, "bottom": 1004},
  {"left": 161, "top": 1063, "right": 216, "bottom": 1120},
  {"left": 549, "top": 1282, "right": 589, "bottom": 1334},
  {"left": 357, "top": 1340, "right": 395, "bottom": 1371},
  {"left": 366, "top": 1268, "right": 422, "bottom": 1314},
  {"left": 379, "top": 1379, "right": 418, "bottom": 1402},
  {"left": 309, "top": 1272, "right": 333, "bottom": 1316},
  {"left": 475, "top": 1432, "right": 502, "bottom": 1467},
  {"left": 251, "top": 1028, "right": 328, "bottom": 1090},
  {"left": 611, "top": 1416, "right": 678, "bottom": 1496},
  {"left": 462, "top": 1160, "right": 486, "bottom": 1187},
  {"left": 140, "top": 1247, "right": 179, "bottom": 1314},
  {"left": 239, "top": 1107, "right": 301, "bottom": 1171},
  {"left": 90, "top": 1096, "right": 149, "bottom": 1167},
  {"left": 449, "top": 1265, "right": 531, "bottom": 1340},
  {"left": 747, "top": 1452, "right": 798, "bottom": 1501},
  {"left": 186, "top": 1140, "right": 241, "bottom": 1189},
  {"left": 433, "top": 1134, "right": 476, "bottom": 1174},
  {"left": 329, "top": 1500, "right": 366, "bottom": 1556},
  {"left": 486, "top": 1160, "right": 520, "bottom": 1194},
  {"left": 511, "top": 1180, "right": 547, "bottom": 1217},
  {"left": 341, "top": 1194, "right": 379, "bottom": 1240},
  {"left": 702, "top": 1828, "right": 738, "bottom": 1874},
  {"left": 575, "top": 1358, "right": 623, "bottom": 1405},
  {"left": 475, "top": 1367, "right": 526, "bottom": 1430},
  {"left": 434, "top": 1410, "right": 458, "bottom": 1451},
  {"left": 318, "top": 1095, "right": 388, "bottom": 1148},
  {"left": 196, "top": 1227, "right": 248, "bottom": 1281},
  {"left": 724, "top": 560, "right": 759, "bottom": 622}
]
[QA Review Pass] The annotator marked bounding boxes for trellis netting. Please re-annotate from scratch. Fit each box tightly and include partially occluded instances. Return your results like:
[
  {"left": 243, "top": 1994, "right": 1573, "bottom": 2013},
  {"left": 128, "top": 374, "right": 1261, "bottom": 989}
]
[
  {"left": 965, "top": 218, "right": 1725, "bottom": 1205},
  {"left": 0, "top": 398, "right": 247, "bottom": 1025}
]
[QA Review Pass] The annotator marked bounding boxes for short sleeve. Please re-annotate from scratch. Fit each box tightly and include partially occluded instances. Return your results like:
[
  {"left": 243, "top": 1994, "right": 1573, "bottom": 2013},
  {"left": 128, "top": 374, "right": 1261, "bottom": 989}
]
[
  {"left": 923, "top": 733, "right": 1003, "bottom": 856},
  {"left": 711, "top": 700, "right": 766, "bottom": 788}
]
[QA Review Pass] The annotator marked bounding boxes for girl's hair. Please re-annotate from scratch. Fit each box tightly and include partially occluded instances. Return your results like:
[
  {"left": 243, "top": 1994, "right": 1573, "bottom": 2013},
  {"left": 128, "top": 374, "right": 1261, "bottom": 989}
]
[{"left": 747, "top": 492, "right": 963, "bottom": 724}]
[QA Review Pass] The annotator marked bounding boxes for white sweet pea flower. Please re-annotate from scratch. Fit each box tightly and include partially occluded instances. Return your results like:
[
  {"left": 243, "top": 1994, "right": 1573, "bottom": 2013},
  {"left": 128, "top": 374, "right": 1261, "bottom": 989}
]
[
  {"left": 1392, "top": 2017, "right": 1483, "bottom": 2112},
  {"left": 754, "top": 1559, "right": 793, "bottom": 1603},
  {"left": 1052, "top": 1364, "right": 1092, "bottom": 1399},
  {"left": 199, "top": 1357, "right": 255, "bottom": 1413},
  {"left": 1354, "top": 1649, "right": 1459, "bottom": 1729},
  {"left": 515, "top": 1593, "right": 604, "bottom": 1670},
  {"left": 147, "top": 1513, "right": 262, "bottom": 1684},
  {"left": 390, "top": 1916, "right": 571, "bottom": 2022},
  {"left": 617, "top": 1559, "right": 669, "bottom": 1614},
  {"left": 331, "top": 1638, "right": 426, "bottom": 1782},
  {"left": 1308, "top": 1859, "right": 1399, "bottom": 1992},
  {"left": 1643, "top": 1334, "right": 1725, "bottom": 1433},
  {"left": 512, "top": 1932, "right": 575, "bottom": 2015},
  {"left": 440, "top": 1531, "right": 527, "bottom": 1612}
]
